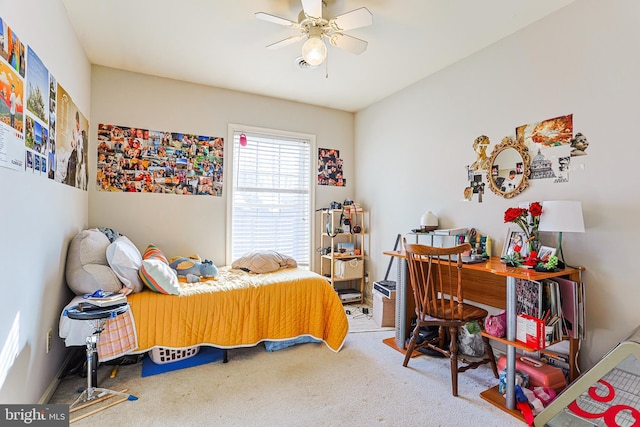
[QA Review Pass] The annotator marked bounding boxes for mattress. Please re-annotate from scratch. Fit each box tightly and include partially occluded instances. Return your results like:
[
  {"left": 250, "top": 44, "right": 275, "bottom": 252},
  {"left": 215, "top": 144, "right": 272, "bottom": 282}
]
[{"left": 61, "top": 266, "right": 348, "bottom": 358}]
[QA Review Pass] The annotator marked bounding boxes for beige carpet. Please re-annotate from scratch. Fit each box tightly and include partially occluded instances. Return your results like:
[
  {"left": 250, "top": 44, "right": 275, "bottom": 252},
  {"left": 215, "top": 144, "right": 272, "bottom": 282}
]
[{"left": 50, "top": 326, "right": 523, "bottom": 426}]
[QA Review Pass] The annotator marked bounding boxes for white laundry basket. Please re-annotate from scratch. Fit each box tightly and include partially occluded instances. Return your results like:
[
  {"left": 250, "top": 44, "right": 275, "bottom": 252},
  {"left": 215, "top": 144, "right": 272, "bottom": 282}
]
[{"left": 149, "top": 346, "right": 200, "bottom": 364}]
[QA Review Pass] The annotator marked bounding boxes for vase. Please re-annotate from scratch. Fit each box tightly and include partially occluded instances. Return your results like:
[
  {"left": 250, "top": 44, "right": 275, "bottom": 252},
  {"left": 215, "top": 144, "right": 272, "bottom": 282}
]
[{"left": 528, "top": 238, "right": 540, "bottom": 255}]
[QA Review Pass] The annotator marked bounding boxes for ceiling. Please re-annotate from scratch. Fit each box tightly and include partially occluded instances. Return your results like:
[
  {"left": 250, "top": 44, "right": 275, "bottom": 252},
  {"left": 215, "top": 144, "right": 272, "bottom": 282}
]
[{"left": 60, "top": 0, "right": 576, "bottom": 112}]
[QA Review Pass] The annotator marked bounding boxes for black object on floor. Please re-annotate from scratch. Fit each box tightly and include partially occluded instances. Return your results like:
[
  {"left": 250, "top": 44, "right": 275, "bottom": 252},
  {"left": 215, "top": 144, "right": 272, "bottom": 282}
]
[
  {"left": 406, "top": 326, "right": 447, "bottom": 358},
  {"left": 102, "top": 354, "right": 145, "bottom": 366},
  {"left": 59, "top": 347, "right": 87, "bottom": 379}
]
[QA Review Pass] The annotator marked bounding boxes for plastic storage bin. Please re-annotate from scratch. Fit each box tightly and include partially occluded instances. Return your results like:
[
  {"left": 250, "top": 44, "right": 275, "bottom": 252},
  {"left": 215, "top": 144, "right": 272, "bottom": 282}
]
[{"left": 498, "top": 355, "right": 567, "bottom": 393}]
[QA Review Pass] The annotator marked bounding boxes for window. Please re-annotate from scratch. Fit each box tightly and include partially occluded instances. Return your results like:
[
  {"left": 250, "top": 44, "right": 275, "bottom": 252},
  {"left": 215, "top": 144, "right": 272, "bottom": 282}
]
[{"left": 227, "top": 125, "right": 314, "bottom": 268}]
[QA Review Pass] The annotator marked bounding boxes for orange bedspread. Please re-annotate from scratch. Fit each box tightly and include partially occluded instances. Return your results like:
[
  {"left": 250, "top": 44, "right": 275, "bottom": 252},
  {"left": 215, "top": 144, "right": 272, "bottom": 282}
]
[{"left": 126, "top": 267, "right": 348, "bottom": 352}]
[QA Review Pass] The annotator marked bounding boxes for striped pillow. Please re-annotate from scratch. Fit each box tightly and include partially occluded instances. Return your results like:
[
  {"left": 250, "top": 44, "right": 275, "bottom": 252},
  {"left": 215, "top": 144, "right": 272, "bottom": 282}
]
[
  {"left": 138, "top": 258, "right": 180, "bottom": 295},
  {"left": 142, "top": 244, "right": 169, "bottom": 264}
]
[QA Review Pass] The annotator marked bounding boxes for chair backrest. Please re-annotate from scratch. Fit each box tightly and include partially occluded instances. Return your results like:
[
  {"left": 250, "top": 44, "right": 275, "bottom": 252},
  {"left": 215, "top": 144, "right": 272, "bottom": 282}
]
[{"left": 403, "top": 238, "right": 472, "bottom": 321}]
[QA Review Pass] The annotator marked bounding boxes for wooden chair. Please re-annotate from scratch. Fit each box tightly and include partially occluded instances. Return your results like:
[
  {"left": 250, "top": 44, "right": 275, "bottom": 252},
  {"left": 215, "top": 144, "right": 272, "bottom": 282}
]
[{"left": 402, "top": 239, "right": 498, "bottom": 396}]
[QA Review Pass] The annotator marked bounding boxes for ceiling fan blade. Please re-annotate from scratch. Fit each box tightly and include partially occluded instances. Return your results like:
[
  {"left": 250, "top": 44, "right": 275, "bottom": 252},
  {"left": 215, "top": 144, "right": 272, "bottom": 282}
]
[
  {"left": 327, "top": 33, "right": 368, "bottom": 55},
  {"left": 301, "top": 0, "right": 323, "bottom": 19},
  {"left": 266, "top": 35, "right": 305, "bottom": 50},
  {"left": 255, "top": 12, "right": 297, "bottom": 27},
  {"left": 328, "top": 7, "right": 373, "bottom": 31}
]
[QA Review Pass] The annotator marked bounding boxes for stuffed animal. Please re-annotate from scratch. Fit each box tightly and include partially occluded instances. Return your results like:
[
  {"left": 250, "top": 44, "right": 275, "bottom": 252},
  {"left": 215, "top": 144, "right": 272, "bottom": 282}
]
[{"left": 169, "top": 255, "right": 218, "bottom": 283}]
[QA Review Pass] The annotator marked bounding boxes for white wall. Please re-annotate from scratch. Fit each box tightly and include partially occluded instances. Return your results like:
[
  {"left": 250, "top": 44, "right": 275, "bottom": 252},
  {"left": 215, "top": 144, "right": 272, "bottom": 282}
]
[
  {"left": 5, "top": 0, "right": 637, "bottom": 402},
  {"left": 355, "top": 0, "right": 640, "bottom": 370},
  {"left": 0, "top": 0, "right": 91, "bottom": 403},
  {"left": 89, "top": 66, "right": 355, "bottom": 273}
]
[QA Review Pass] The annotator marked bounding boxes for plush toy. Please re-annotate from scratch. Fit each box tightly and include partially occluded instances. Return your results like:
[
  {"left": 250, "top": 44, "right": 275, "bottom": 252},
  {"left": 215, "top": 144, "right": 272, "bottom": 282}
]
[{"left": 169, "top": 255, "right": 218, "bottom": 283}]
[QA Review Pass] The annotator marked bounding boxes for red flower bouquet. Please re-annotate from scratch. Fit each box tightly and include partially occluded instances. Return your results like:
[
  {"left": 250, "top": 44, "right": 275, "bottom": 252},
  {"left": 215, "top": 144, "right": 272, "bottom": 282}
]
[{"left": 504, "top": 202, "right": 543, "bottom": 265}]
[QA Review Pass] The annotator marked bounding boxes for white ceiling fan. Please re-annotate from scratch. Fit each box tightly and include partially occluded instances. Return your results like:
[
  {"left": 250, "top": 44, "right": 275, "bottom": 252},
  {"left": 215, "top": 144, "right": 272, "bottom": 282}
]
[{"left": 255, "top": 0, "right": 373, "bottom": 67}]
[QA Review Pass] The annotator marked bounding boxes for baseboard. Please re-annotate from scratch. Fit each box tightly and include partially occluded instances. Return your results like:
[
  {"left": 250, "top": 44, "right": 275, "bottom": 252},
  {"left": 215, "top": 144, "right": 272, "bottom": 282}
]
[{"left": 38, "top": 350, "right": 76, "bottom": 404}]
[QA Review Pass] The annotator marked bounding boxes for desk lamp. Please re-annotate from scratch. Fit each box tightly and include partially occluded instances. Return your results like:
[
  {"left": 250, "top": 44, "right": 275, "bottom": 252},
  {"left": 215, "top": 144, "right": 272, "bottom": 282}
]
[
  {"left": 420, "top": 211, "right": 438, "bottom": 232},
  {"left": 538, "top": 201, "right": 585, "bottom": 268}
]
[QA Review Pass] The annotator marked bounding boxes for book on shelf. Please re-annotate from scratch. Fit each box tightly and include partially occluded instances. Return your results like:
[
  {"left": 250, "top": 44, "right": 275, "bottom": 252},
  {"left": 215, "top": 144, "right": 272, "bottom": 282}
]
[
  {"left": 550, "top": 277, "right": 580, "bottom": 340},
  {"left": 515, "top": 278, "right": 569, "bottom": 345},
  {"left": 433, "top": 227, "right": 469, "bottom": 236},
  {"left": 515, "top": 278, "right": 542, "bottom": 318},
  {"left": 83, "top": 291, "right": 127, "bottom": 307},
  {"left": 515, "top": 276, "right": 582, "bottom": 346},
  {"left": 542, "top": 279, "right": 562, "bottom": 343}
]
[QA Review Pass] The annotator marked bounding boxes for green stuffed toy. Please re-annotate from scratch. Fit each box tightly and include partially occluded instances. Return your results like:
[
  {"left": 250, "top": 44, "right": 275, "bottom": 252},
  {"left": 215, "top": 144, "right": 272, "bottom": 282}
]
[{"left": 169, "top": 255, "right": 218, "bottom": 283}]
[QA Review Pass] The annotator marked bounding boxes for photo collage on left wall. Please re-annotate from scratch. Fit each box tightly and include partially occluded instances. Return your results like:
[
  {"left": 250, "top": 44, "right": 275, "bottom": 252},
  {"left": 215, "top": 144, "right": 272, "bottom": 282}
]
[{"left": 0, "top": 15, "right": 88, "bottom": 190}]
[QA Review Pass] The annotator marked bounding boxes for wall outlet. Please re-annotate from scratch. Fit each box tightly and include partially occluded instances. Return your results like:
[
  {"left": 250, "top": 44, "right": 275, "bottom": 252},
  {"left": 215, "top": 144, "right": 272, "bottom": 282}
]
[{"left": 46, "top": 328, "right": 52, "bottom": 354}]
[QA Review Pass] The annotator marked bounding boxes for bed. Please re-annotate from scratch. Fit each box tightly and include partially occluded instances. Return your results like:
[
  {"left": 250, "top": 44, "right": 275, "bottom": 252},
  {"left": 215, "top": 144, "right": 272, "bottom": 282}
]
[{"left": 60, "top": 266, "right": 349, "bottom": 361}]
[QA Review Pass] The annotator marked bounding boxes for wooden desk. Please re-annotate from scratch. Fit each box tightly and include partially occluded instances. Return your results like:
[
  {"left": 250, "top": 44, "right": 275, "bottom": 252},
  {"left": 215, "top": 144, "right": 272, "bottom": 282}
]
[{"left": 383, "top": 251, "right": 582, "bottom": 414}]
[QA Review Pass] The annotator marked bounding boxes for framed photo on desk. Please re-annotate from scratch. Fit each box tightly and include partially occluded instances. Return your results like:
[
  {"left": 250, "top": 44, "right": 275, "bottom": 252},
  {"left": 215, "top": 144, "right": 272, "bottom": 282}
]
[
  {"left": 538, "top": 246, "right": 557, "bottom": 262},
  {"left": 501, "top": 229, "right": 528, "bottom": 258}
]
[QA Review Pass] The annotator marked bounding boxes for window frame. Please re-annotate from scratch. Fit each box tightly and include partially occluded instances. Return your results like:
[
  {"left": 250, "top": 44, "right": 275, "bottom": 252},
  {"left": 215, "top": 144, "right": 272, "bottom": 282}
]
[{"left": 226, "top": 123, "right": 316, "bottom": 268}]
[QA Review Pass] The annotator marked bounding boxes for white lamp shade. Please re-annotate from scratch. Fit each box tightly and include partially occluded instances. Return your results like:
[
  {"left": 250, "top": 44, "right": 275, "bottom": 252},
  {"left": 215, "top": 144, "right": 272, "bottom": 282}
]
[
  {"left": 420, "top": 211, "right": 438, "bottom": 227},
  {"left": 301, "top": 36, "right": 327, "bottom": 66},
  {"left": 538, "top": 201, "right": 585, "bottom": 233}
]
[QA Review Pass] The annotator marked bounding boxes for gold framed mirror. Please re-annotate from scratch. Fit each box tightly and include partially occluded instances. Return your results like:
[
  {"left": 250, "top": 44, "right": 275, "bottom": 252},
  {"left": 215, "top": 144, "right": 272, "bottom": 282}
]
[{"left": 487, "top": 136, "right": 530, "bottom": 199}]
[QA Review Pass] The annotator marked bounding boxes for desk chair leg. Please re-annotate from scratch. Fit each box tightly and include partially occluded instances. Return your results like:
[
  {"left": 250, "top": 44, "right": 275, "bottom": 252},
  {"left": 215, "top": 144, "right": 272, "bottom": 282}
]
[
  {"left": 482, "top": 335, "right": 499, "bottom": 378},
  {"left": 402, "top": 326, "right": 420, "bottom": 367},
  {"left": 449, "top": 326, "right": 459, "bottom": 397}
]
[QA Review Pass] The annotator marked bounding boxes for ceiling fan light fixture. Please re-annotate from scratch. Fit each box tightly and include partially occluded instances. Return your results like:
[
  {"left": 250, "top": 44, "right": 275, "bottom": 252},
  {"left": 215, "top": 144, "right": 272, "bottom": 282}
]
[
  {"left": 256, "top": 2, "right": 373, "bottom": 66},
  {"left": 301, "top": 30, "right": 327, "bottom": 66}
]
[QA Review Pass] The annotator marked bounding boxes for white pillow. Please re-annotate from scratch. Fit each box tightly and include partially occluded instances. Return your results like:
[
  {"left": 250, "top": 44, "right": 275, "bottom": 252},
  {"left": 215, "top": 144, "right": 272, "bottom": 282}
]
[
  {"left": 106, "top": 236, "right": 144, "bottom": 293},
  {"left": 65, "top": 229, "right": 122, "bottom": 295}
]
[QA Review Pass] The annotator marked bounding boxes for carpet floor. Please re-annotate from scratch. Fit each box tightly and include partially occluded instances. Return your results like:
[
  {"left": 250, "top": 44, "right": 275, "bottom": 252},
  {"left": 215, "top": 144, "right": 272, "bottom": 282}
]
[{"left": 50, "top": 321, "right": 523, "bottom": 426}]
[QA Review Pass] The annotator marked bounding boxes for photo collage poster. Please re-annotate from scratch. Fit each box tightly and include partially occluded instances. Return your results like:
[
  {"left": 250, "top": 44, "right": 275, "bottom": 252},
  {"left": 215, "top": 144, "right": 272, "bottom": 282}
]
[
  {"left": 317, "top": 147, "right": 345, "bottom": 186},
  {"left": 96, "top": 124, "right": 224, "bottom": 196},
  {"left": 516, "top": 113, "right": 589, "bottom": 184},
  {"left": 0, "top": 16, "right": 26, "bottom": 171},
  {"left": 0, "top": 15, "right": 88, "bottom": 190}
]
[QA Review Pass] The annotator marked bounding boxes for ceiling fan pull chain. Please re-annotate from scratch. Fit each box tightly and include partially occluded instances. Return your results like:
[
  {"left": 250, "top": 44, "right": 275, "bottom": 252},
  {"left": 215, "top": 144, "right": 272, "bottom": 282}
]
[{"left": 325, "top": 55, "right": 329, "bottom": 79}]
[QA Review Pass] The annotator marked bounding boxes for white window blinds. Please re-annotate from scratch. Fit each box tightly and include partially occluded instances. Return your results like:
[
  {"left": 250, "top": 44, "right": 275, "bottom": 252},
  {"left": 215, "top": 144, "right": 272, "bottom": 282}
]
[{"left": 230, "top": 130, "right": 312, "bottom": 267}]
